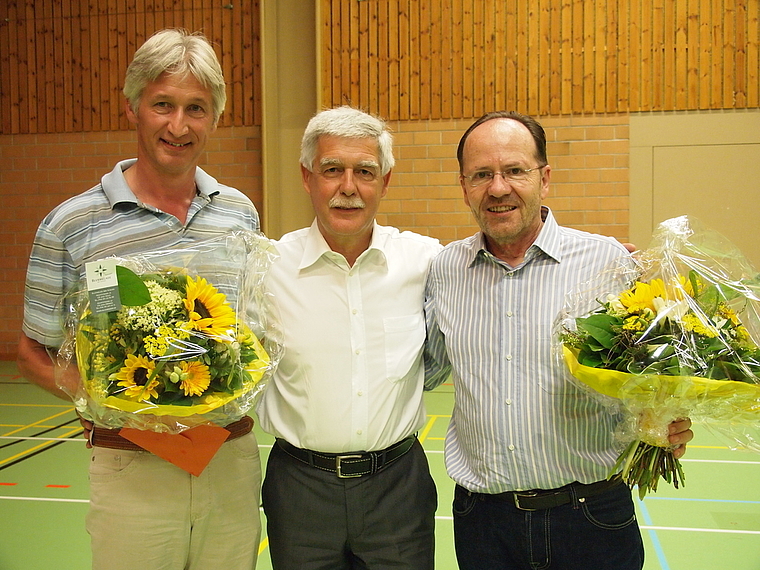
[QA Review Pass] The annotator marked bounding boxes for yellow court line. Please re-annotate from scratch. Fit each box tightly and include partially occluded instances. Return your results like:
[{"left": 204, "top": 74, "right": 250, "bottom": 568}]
[
  {"left": 0, "top": 403, "right": 74, "bottom": 408},
  {"left": 0, "top": 426, "right": 83, "bottom": 466},
  {"left": 418, "top": 414, "right": 451, "bottom": 443},
  {"left": 258, "top": 536, "right": 269, "bottom": 556},
  {"left": 1, "top": 408, "right": 77, "bottom": 438}
]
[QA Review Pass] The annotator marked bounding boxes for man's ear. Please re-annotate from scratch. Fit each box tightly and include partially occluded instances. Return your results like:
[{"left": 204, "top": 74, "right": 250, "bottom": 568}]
[{"left": 125, "top": 99, "right": 138, "bottom": 125}]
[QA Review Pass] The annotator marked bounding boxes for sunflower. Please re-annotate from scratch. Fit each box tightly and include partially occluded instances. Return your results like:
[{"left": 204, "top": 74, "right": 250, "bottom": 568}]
[
  {"left": 112, "top": 354, "right": 160, "bottom": 401},
  {"left": 183, "top": 276, "right": 237, "bottom": 337},
  {"left": 169, "top": 361, "right": 212, "bottom": 397},
  {"left": 619, "top": 279, "right": 666, "bottom": 314}
]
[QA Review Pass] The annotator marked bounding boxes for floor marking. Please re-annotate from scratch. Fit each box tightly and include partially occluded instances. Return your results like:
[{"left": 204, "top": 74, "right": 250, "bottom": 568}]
[
  {"left": 45, "top": 485, "right": 71, "bottom": 489},
  {"left": 639, "top": 525, "right": 760, "bottom": 535},
  {"left": 0, "top": 495, "right": 89, "bottom": 504},
  {"left": 638, "top": 499, "right": 671, "bottom": 570},
  {"left": 681, "top": 458, "right": 760, "bottom": 465},
  {"left": 0, "top": 482, "right": 17, "bottom": 486},
  {"left": 0, "top": 436, "right": 84, "bottom": 442},
  {"left": 258, "top": 536, "right": 269, "bottom": 556},
  {"left": 0, "top": 427, "right": 82, "bottom": 466}
]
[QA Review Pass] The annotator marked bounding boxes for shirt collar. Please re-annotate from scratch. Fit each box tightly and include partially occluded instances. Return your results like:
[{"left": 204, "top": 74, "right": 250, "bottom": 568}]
[
  {"left": 298, "top": 219, "right": 388, "bottom": 270},
  {"left": 101, "top": 159, "right": 220, "bottom": 208},
  {"left": 468, "top": 206, "right": 563, "bottom": 267}
]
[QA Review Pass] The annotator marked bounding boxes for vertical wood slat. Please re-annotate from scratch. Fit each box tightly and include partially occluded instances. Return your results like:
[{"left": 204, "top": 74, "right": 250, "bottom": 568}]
[{"left": 747, "top": 0, "right": 759, "bottom": 106}]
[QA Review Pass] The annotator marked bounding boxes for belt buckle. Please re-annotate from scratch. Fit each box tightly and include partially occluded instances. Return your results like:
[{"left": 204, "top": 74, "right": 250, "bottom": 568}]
[
  {"left": 512, "top": 491, "right": 538, "bottom": 511},
  {"left": 335, "top": 454, "right": 363, "bottom": 478}
]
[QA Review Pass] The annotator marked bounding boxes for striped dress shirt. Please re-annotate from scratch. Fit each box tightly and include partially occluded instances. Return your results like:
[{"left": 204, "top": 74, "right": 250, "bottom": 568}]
[
  {"left": 425, "top": 207, "right": 632, "bottom": 494},
  {"left": 23, "top": 159, "right": 260, "bottom": 348}
]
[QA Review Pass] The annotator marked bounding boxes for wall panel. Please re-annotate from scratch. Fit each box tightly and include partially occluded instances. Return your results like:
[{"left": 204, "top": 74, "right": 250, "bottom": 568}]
[
  {"left": 320, "top": 0, "right": 760, "bottom": 120},
  {"left": 0, "top": 0, "right": 261, "bottom": 134}
]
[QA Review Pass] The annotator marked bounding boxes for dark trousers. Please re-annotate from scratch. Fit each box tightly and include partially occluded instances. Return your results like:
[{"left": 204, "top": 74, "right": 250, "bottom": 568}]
[
  {"left": 453, "top": 481, "right": 645, "bottom": 570},
  {"left": 262, "top": 439, "right": 437, "bottom": 570}
]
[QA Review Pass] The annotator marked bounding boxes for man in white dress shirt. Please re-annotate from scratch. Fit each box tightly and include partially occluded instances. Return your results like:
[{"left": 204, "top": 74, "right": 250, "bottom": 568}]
[{"left": 256, "top": 106, "right": 442, "bottom": 570}]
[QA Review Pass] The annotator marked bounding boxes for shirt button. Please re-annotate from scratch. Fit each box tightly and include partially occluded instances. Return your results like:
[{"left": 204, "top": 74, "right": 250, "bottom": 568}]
[
  {"left": 505, "top": 399, "right": 512, "bottom": 405},
  {"left": 508, "top": 444, "right": 515, "bottom": 451},
  {"left": 356, "top": 430, "right": 363, "bottom": 435},
  {"left": 357, "top": 391, "right": 363, "bottom": 397},
  {"left": 355, "top": 350, "right": 360, "bottom": 355},
  {"left": 505, "top": 355, "right": 513, "bottom": 361},
  {"left": 352, "top": 309, "right": 358, "bottom": 315},
  {"left": 506, "top": 311, "right": 513, "bottom": 317}
]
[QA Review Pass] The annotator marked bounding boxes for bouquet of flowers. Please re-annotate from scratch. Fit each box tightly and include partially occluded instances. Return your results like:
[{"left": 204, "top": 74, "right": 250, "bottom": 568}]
[
  {"left": 57, "top": 230, "right": 281, "bottom": 434},
  {"left": 556, "top": 216, "right": 760, "bottom": 498}
]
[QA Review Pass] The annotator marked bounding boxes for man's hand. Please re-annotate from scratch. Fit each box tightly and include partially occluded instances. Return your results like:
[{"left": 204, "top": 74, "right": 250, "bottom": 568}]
[{"left": 668, "top": 417, "right": 694, "bottom": 459}]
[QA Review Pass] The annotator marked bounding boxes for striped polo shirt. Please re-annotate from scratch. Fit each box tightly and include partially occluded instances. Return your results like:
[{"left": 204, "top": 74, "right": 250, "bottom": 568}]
[
  {"left": 22, "top": 159, "right": 260, "bottom": 348},
  {"left": 424, "top": 207, "right": 632, "bottom": 494}
]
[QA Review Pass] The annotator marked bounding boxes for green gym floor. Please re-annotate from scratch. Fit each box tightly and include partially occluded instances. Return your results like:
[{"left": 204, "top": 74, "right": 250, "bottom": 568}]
[{"left": 1, "top": 359, "right": 759, "bottom": 570}]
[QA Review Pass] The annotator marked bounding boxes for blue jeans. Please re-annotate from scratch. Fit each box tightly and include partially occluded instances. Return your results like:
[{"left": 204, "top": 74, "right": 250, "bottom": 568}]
[{"left": 452, "top": 481, "right": 644, "bottom": 570}]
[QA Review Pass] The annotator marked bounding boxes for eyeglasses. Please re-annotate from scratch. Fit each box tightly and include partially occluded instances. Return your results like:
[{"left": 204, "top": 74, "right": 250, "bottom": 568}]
[
  {"left": 317, "top": 166, "right": 379, "bottom": 183},
  {"left": 462, "top": 165, "right": 545, "bottom": 187}
]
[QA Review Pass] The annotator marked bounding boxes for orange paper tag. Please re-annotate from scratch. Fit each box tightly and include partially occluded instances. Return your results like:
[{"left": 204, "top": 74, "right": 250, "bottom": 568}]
[{"left": 120, "top": 425, "right": 231, "bottom": 476}]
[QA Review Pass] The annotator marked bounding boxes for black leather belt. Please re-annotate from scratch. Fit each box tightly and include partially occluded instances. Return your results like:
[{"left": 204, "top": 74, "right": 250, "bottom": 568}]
[
  {"left": 276, "top": 435, "right": 416, "bottom": 478},
  {"left": 476, "top": 475, "right": 623, "bottom": 511}
]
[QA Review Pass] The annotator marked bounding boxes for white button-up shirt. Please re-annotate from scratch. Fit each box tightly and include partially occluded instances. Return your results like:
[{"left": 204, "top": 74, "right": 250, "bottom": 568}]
[{"left": 257, "top": 221, "right": 442, "bottom": 453}]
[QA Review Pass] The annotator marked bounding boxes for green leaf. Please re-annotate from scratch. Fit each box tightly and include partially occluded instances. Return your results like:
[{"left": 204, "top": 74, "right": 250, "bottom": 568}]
[
  {"left": 577, "top": 313, "right": 618, "bottom": 349},
  {"left": 116, "top": 266, "right": 152, "bottom": 306}
]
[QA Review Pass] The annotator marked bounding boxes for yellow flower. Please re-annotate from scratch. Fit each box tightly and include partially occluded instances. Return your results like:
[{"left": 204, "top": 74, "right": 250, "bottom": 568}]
[
  {"left": 183, "top": 276, "right": 237, "bottom": 337},
  {"left": 112, "top": 354, "right": 160, "bottom": 401},
  {"left": 170, "top": 361, "right": 212, "bottom": 397},
  {"left": 619, "top": 279, "right": 666, "bottom": 314},
  {"left": 682, "top": 312, "right": 719, "bottom": 338}
]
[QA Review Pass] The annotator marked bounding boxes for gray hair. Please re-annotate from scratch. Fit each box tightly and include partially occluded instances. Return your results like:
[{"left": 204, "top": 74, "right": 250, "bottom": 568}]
[
  {"left": 300, "top": 106, "right": 395, "bottom": 175},
  {"left": 123, "top": 29, "right": 227, "bottom": 123}
]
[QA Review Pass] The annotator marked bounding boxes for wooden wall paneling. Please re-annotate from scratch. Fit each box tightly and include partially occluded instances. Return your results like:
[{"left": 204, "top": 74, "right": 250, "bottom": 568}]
[
  {"left": 490, "top": 0, "right": 512, "bottom": 111},
  {"left": 515, "top": 0, "right": 527, "bottom": 113},
  {"left": 450, "top": 0, "right": 463, "bottom": 120},
  {"left": 616, "top": 0, "right": 630, "bottom": 112},
  {"left": 428, "top": 2, "right": 441, "bottom": 119},
  {"left": 508, "top": 1, "right": 524, "bottom": 111},
  {"left": 70, "top": 1, "right": 83, "bottom": 132},
  {"left": 652, "top": 0, "right": 664, "bottom": 110},
  {"left": 469, "top": 0, "right": 482, "bottom": 118},
  {"left": 560, "top": 0, "right": 573, "bottom": 114},
  {"left": 723, "top": 0, "right": 736, "bottom": 108},
  {"left": 377, "top": 0, "right": 389, "bottom": 116},
  {"left": 583, "top": 0, "right": 595, "bottom": 113},
  {"left": 220, "top": 4, "right": 233, "bottom": 124},
  {"left": 107, "top": 0, "right": 120, "bottom": 131},
  {"left": 640, "top": 0, "right": 652, "bottom": 111},
  {"left": 28, "top": 1, "right": 41, "bottom": 133},
  {"left": 358, "top": 0, "right": 369, "bottom": 113},
  {"left": 607, "top": 0, "right": 620, "bottom": 112},
  {"left": 340, "top": 0, "right": 351, "bottom": 108},
  {"left": 16, "top": 3, "right": 29, "bottom": 133},
  {"left": 60, "top": 1, "right": 72, "bottom": 132},
  {"left": 231, "top": 2, "right": 244, "bottom": 126},
  {"left": 407, "top": 1, "right": 420, "bottom": 118},
  {"left": 538, "top": 0, "right": 552, "bottom": 115},
  {"left": 686, "top": 0, "right": 699, "bottom": 108},
  {"left": 418, "top": 1, "right": 431, "bottom": 118},
  {"left": 571, "top": 0, "right": 584, "bottom": 112},
  {"left": 463, "top": 0, "right": 475, "bottom": 119},
  {"left": 388, "top": 0, "right": 400, "bottom": 118},
  {"left": 708, "top": 0, "right": 722, "bottom": 108},
  {"left": 675, "top": 0, "right": 688, "bottom": 108},
  {"left": 527, "top": 0, "right": 541, "bottom": 116},
  {"left": 548, "top": 0, "right": 561, "bottom": 114},
  {"left": 349, "top": 0, "right": 360, "bottom": 110},
  {"left": 0, "top": 3, "right": 14, "bottom": 133},
  {"left": 593, "top": 0, "right": 607, "bottom": 112},
  {"left": 439, "top": 1, "right": 452, "bottom": 119},
  {"left": 748, "top": 0, "right": 759, "bottom": 106},
  {"left": 699, "top": 0, "right": 712, "bottom": 108},
  {"left": 243, "top": 0, "right": 255, "bottom": 125},
  {"left": 629, "top": 0, "right": 641, "bottom": 111},
  {"left": 735, "top": 0, "right": 748, "bottom": 107}
]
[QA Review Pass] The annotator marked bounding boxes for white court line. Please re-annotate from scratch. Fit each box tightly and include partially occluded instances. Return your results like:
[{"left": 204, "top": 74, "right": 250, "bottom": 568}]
[
  {"left": 0, "top": 436, "right": 84, "bottom": 442},
  {"left": 640, "top": 525, "right": 760, "bottom": 535},
  {"left": 681, "top": 458, "right": 760, "bottom": 465},
  {"left": 0, "top": 495, "right": 89, "bottom": 504}
]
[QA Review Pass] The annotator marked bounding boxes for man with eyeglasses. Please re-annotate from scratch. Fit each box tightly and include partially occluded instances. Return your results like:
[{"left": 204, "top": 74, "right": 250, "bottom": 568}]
[
  {"left": 256, "top": 106, "right": 441, "bottom": 570},
  {"left": 423, "top": 111, "right": 694, "bottom": 570}
]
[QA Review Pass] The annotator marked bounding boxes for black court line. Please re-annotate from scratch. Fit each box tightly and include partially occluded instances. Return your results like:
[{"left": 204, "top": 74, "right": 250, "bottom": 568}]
[
  {"left": 0, "top": 417, "right": 82, "bottom": 451},
  {"left": 0, "top": 433, "right": 83, "bottom": 472}
]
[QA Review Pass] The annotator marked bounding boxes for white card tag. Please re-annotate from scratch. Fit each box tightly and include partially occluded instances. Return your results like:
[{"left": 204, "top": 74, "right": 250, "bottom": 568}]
[{"left": 84, "top": 259, "right": 121, "bottom": 314}]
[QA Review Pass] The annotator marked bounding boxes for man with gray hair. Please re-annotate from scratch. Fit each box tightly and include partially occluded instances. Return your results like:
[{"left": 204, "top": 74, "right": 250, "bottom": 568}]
[
  {"left": 18, "top": 29, "right": 263, "bottom": 570},
  {"left": 257, "top": 106, "right": 442, "bottom": 569}
]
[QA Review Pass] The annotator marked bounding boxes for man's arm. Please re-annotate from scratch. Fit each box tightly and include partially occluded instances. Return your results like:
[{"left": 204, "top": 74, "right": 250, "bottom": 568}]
[{"left": 17, "top": 333, "right": 77, "bottom": 400}]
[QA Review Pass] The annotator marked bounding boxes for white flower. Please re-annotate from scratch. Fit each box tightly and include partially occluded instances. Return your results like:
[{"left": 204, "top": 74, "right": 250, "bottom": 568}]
[{"left": 652, "top": 296, "right": 689, "bottom": 323}]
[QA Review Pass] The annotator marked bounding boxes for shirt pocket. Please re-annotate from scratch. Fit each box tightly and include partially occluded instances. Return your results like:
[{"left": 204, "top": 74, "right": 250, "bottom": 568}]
[{"left": 383, "top": 314, "right": 425, "bottom": 383}]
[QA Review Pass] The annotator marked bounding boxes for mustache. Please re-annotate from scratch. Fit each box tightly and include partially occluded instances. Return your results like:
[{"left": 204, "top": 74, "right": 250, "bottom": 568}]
[{"left": 329, "top": 196, "right": 366, "bottom": 209}]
